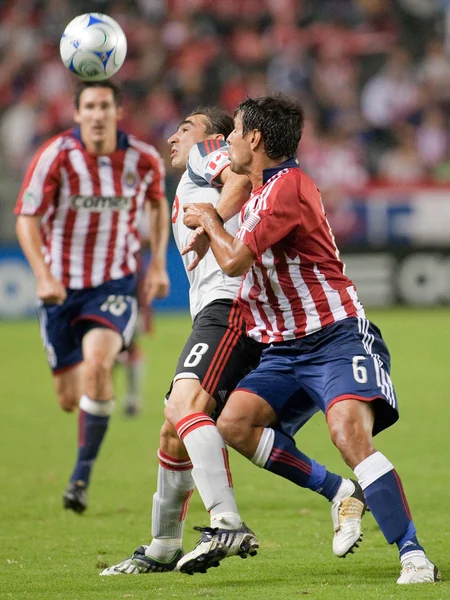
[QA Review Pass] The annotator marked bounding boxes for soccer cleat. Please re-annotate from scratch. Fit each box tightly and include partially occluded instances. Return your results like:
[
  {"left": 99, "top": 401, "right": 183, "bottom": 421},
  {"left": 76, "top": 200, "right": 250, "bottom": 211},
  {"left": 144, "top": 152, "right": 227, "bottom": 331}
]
[
  {"left": 332, "top": 479, "right": 366, "bottom": 557},
  {"left": 397, "top": 552, "right": 441, "bottom": 584},
  {"left": 63, "top": 480, "right": 87, "bottom": 514},
  {"left": 100, "top": 546, "right": 183, "bottom": 575},
  {"left": 177, "top": 523, "right": 258, "bottom": 575}
]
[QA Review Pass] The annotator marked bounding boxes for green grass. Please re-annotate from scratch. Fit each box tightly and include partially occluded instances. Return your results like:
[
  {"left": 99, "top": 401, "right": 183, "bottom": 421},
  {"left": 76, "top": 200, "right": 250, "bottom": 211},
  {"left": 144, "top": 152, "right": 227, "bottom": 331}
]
[{"left": 0, "top": 308, "right": 448, "bottom": 599}]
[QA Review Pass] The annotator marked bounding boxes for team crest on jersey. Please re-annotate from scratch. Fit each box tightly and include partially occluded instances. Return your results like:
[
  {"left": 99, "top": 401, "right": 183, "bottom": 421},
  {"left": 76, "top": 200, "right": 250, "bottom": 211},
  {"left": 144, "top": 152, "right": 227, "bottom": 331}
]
[{"left": 124, "top": 171, "right": 138, "bottom": 187}]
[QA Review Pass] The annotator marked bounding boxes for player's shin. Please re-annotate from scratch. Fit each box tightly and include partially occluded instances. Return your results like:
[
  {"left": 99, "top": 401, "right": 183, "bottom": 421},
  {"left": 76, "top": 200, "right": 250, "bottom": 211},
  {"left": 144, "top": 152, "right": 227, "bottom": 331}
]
[
  {"left": 253, "top": 428, "right": 342, "bottom": 499},
  {"left": 69, "top": 394, "right": 115, "bottom": 485},
  {"left": 176, "top": 412, "right": 241, "bottom": 529},
  {"left": 354, "top": 452, "right": 423, "bottom": 554}
]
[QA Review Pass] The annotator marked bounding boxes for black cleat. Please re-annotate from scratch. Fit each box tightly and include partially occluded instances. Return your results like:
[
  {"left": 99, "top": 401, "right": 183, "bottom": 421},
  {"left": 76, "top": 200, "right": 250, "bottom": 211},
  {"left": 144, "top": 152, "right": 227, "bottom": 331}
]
[
  {"left": 100, "top": 546, "right": 183, "bottom": 575},
  {"left": 63, "top": 480, "right": 88, "bottom": 514}
]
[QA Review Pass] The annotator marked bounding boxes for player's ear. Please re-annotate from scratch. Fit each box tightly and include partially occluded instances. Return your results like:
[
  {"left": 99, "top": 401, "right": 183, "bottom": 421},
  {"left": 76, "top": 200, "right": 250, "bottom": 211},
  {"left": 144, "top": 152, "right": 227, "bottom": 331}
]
[{"left": 250, "top": 129, "right": 262, "bottom": 150}]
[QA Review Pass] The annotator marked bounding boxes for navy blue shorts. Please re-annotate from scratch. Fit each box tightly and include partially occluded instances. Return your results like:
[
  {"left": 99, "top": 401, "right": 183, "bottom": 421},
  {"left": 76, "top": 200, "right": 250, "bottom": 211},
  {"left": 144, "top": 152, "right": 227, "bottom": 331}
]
[
  {"left": 38, "top": 275, "right": 138, "bottom": 373},
  {"left": 234, "top": 317, "right": 399, "bottom": 437}
]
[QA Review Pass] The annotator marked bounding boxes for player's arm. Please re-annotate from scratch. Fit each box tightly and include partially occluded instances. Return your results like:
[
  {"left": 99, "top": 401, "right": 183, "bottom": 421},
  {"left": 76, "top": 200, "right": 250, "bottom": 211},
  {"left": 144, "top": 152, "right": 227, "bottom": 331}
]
[
  {"left": 215, "top": 166, "right": 252, "bottom": 222},
  {"left": 16, "top": 215, "right": 67, "bottom": 304},
  {"left": 144, "top": 196, "right": 170, "bottom": 302},
  {"left": 183, "top": 203, "right": 255, "bottom": 277},
  {"left": 182, "top": 165, "right": 251, "bottom": 269}
]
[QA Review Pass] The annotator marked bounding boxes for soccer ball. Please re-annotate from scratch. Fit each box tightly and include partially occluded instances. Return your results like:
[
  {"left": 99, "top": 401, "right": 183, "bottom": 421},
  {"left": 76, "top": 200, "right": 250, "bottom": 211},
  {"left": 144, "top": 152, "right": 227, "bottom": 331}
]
[{"left": 60, "top": 13, "right": 127, "bottom": 81}]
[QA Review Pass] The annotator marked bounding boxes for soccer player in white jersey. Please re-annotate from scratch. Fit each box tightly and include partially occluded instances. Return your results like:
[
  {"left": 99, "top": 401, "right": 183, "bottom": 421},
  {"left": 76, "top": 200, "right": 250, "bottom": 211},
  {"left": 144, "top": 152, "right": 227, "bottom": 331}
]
[
  {"left": 183, "top": 95, "right": 440, "bottom": 584},
  {"left": 102, "top": 107, "right": 366, "bottom": 577},
  {"left": 15, "top": 81, "right": 170, "bottom": 514}
]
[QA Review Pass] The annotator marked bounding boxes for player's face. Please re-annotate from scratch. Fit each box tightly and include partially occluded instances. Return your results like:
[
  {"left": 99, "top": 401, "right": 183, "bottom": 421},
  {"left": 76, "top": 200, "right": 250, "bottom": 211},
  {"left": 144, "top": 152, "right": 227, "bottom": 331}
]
[
  {"left": 168, "top": 114, "right": 210, "bottom": 169},
  {"left": 227, "top": 114, "right": 252, "bottom": 175},
  {"left": 74, "top": 87, "right": 121, "bottom": 153}
]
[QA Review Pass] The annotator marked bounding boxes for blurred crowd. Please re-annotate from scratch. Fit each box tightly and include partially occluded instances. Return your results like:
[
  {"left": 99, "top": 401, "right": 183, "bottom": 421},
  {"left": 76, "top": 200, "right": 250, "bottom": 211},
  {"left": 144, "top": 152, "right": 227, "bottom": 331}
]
[{"left": 1, "top": 0, "right": 450, "bottom": 218}]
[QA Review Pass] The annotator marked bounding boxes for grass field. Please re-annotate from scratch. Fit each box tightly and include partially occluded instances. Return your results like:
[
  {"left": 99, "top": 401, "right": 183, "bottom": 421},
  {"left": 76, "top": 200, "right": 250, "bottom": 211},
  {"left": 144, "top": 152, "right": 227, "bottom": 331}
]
[{"left": 0, "top": 308, "right": 448, "bottom": 600}]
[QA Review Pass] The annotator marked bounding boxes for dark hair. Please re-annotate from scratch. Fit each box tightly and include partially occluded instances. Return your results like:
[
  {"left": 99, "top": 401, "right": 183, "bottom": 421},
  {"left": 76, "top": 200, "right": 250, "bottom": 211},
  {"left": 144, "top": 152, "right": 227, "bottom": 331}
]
[
  {"left": 74, "top": 80, "right": 122, "bottom": 109},
  {"left": 189, "top": 106, "right": 234, "bottom": 139},
  {"left": 235, "top": 94, "right": 305, "bottom": 160}
]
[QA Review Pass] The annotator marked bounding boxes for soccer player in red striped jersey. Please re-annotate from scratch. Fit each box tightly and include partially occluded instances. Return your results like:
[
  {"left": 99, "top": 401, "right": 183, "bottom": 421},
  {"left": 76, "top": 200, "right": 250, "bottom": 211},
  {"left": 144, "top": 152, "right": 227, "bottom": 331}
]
[
  {"left": 15, "top": 81, "right": 170, "bottom": 514},
  {"left": 183, "top": 95, "right": 440, "bottom": 584},
  {"left": 102, "top": 107, "right": 366, "bottom": 577}
]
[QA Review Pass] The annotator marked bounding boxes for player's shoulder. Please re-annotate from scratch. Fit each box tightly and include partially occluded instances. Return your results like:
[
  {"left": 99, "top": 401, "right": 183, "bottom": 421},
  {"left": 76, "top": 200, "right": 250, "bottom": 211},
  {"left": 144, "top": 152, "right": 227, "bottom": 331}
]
[{"left": 190, "top": 139, "right": 229, "bottom": 160}]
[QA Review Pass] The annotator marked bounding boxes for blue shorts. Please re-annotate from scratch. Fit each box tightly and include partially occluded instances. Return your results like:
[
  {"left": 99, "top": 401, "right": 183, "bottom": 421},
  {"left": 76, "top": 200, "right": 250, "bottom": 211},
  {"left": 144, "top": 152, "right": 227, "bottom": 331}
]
[
  {"left": 235, "top": 317, "right": 399, "bottom": 437},
  {"left": 38, "top": 275, "right": 138, "bottom": 373}
]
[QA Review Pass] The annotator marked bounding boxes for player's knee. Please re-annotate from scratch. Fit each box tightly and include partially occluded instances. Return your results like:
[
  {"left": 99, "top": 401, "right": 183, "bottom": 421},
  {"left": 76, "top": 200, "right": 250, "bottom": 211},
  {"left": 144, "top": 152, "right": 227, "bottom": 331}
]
[
  {"left": 84, "top": 355, "right": 113, "bottom": 381},
  {"left": 327, "top": 402, "right": 374, "bottom": 466},
  {"left": 217, "top": 410, "right": 247, "bottom": 450},
  {"left": 57, "top": 392, "right": 78, "bottom": 412}
]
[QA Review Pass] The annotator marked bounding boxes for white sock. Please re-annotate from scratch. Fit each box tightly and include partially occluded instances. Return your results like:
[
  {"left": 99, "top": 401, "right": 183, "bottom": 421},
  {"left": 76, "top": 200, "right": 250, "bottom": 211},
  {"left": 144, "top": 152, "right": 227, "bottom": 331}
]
[
  {"left": 177, "top": 413, "right": 241, "bottom": 529},
  {"left": 353, "top": 451, "right": 394, "bottom": 491},
  {"left": 151, "top": 452, "right": 195, "bottom": 541},
  {"left": 79, "top": 394, "right": 115, "bottom": 416},
  {"left": 251, "top": 428, "right": 275, "bottom": 468}
]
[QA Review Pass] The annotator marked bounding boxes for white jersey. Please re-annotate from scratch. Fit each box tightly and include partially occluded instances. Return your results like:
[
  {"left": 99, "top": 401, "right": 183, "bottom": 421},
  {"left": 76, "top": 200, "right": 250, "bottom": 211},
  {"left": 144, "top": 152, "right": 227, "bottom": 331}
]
[{"left": 171, "top": 139, "right": 241, "bottom": 318}]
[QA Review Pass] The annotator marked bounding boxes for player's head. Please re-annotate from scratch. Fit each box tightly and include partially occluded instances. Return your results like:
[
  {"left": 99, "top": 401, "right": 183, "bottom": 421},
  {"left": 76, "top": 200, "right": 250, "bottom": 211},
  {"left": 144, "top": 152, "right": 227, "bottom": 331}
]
[
  {"left": 74, "top": 81, "right": 122, "bottom": 154},
  {"left": 228, "top": 94, "right": 304, "bottom": 174},
  {"left": 168, "top": 106, "right": 233, "bottom": 169}
]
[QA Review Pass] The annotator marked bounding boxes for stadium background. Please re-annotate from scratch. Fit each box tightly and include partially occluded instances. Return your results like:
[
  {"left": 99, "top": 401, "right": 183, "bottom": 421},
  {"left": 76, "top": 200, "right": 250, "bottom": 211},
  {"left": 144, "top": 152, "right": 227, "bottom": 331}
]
[{"left": 1, "top": 0, "right": 450, "bottom": 316}]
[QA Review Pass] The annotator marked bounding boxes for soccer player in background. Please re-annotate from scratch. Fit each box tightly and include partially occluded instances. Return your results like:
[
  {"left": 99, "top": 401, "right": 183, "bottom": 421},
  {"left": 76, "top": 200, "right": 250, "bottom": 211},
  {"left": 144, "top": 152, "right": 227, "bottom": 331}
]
[
  {"left": 183, "top": 94, "right": 440, "bottom": 584},
  {"left": 15, "top": 80, "right": 170, "bottom": 514},
  {"left": 102, "top": 107, "right": 365, "bottom": 577}
]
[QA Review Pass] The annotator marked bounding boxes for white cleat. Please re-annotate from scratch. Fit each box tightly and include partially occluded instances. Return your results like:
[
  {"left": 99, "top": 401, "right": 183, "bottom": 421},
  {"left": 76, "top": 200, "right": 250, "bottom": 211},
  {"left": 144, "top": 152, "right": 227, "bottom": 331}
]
[
  {"left": 177, "top": 523, "right": 258, "bottom": 575},
  {"left": 100, "top": 545, "right": 183, "bottom": 575},
  {"left": 332, "top": 479, "right": 366, "bottom": 557},
  {"left": 397, "top": 551, "right": 441, "bottom": 584}
]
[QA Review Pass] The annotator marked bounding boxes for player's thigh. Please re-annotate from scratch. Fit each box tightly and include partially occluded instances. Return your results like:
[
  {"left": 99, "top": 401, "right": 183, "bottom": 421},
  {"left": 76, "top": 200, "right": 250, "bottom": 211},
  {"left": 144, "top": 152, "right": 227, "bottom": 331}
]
[
  {"left": 82, "top": 327, "right": 123, "bottom": 366},
  {"left": 76, "top": 275, "right": 139, "bottom": 351},
  {"left": 38, "top": 301, "right": 82, "bottom": 374},
  {"left": 169, "top": 300, "right": 258, "bottom": 417},
  {"left": 53, "top": 363, "right": 84, "bottom": 411},
  {"left": 299, "top": 318, "right": 399, "bottom": 435}
]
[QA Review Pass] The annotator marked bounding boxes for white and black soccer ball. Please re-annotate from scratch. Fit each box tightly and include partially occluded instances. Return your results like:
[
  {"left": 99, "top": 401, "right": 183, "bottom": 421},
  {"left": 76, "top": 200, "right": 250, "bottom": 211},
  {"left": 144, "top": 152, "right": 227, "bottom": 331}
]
[{"left": 60, "top": 13, "right": 127, "bottom": 81}]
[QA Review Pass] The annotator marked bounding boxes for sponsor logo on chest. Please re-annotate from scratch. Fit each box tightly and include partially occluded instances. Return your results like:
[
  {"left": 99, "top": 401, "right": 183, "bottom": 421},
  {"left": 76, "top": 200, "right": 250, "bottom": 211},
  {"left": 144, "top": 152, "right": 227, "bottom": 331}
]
[{"left": 70, "top": 195, "right": 132, "bottom": 211}]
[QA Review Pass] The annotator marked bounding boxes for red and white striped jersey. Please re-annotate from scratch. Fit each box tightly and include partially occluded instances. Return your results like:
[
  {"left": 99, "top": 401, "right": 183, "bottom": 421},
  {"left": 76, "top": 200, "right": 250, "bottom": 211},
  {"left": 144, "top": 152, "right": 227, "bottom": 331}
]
[
  {"left": 235, "top": 159, "right": 365, "bottom": 343},
  {"left": 15, "top": 128, "right": 165, "bottom": 289}
]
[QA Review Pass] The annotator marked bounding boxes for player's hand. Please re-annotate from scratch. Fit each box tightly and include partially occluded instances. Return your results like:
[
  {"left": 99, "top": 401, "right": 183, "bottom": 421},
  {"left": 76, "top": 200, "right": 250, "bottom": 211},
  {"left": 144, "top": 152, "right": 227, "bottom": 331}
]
[
  {"left": 183, "top": 202, "right": 218, "bottom": 229},
  {"left": 144, "top": 264, "right": 170, "bottom": 303},
  {"left": 181, "top": 227, "right": 210, "bottom": 271},
  {"left": 36, "top": 274, "right": 67, "bottom": 305}
]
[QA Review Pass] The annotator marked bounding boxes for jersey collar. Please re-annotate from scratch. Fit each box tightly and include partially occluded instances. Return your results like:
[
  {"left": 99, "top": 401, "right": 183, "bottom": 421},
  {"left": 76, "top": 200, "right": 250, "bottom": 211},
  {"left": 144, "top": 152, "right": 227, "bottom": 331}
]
[
  {"left": 71, "top": 127, "right": 129, "bottom": 150},
  {"left": 262, "top": 157, "right": 299, "bottom": 184}
]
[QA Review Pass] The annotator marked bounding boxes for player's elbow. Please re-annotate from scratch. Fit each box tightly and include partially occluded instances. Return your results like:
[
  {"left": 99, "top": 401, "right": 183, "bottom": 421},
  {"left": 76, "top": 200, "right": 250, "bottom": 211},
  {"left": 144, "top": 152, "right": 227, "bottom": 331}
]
[{"left": 220, "top": 257, "right": 245, "bottom": 278}]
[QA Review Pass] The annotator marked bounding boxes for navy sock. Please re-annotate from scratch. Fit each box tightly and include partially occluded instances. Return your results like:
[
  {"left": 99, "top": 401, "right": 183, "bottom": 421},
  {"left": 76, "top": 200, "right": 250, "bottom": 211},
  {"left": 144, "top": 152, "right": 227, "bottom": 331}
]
[
  {"left": 70, "top": 409, "right": 110, "bottom": 486},
  {"left": 264, "top": 431, "right": 342, "bottom": 500},
  {"left": 363, "top": 469, "right": 423, "bottom": 556}
]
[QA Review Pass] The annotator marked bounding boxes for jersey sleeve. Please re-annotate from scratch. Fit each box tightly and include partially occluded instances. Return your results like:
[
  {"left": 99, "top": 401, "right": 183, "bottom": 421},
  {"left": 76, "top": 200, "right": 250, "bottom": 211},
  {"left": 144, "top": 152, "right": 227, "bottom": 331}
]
[
  {"left": 236, "top": 175, "right": 301, "bottom": 257},
  {"left": 187, "top": 140, "right": 230, "bottom": 188},
  {"left": 14, "top": 135, "right": 63, "bottom": 216},
  {"left": 144, "top": 147, "right": 166, "bottom": 203}
]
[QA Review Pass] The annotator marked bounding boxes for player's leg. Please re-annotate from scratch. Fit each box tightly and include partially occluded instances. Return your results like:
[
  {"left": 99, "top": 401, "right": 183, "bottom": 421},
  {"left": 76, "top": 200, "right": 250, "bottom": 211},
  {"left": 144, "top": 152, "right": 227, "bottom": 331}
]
[
  {"left": 218, "top": 381, "right": 365, "bottom": 558},
  {"left": 64, "top": 326, "right": 122, "bottom": 512},
  {"left": 165, "top": 300, "right": 258, "bottom": 573},
  {"left": 321, "top": 318, "right": 440, "bottom": 583},
  {"left": 118, "top": 336, "right": 145, "bottom": 416},
  {"left": 101, "top": 420, "right": 192, "bottom": 575},
  {"left": 65, "top": 275, "right": 139, "bottom": 512}
]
